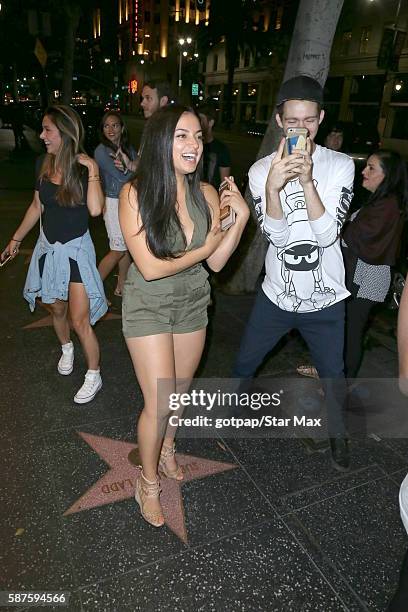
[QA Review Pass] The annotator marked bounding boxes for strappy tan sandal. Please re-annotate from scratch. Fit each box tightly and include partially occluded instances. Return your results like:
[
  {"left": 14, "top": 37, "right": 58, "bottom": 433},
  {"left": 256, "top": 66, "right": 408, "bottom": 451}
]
[
  {"left": 135, "top": 472, "right": 164, "bottom": 528},
  {"left": 158, "top": 443, "right": 184, "bottom": 481},
  {"left": 296, "top": 364, "right": 319, "bottom": 379}
]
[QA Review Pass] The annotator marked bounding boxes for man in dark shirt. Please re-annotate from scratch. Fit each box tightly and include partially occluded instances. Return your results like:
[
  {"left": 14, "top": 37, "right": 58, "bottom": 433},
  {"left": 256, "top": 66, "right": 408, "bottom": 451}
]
[{"left": 198, "top": 104, "right": 231, "bottom": 190}]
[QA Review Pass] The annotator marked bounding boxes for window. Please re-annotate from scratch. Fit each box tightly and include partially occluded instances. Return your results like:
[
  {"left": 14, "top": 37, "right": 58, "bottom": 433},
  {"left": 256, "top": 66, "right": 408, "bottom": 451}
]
[
  {"left": 213, "top": 54, "right": 218, "bottom": 71},
  {"left": 340, "top": 30, "right": 352, "bottom": 56},
  {"left": 275, "top": 6, "right": 283, "bottom": 30},
  {"left": 359, "top": 27, "right": 371, "bottom": 54}
]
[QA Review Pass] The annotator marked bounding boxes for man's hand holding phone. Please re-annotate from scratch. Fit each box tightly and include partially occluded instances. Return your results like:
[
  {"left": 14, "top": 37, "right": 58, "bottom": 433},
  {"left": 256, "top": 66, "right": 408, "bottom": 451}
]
[
  {"left": 267, "top": 129, "right": 312, "bottom": 192},
  {"left": 285, "top": 127, "right": 313, "bottom": 184}
]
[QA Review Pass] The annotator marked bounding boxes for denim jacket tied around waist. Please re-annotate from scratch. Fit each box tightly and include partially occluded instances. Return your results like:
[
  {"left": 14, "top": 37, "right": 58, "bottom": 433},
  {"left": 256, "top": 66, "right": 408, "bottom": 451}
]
[{"left": 23, "top": 230, "right": 108, "bottom": 326}]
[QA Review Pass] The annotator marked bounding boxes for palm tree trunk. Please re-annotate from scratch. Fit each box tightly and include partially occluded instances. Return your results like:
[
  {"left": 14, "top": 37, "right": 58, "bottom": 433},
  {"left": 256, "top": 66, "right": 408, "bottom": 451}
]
[
  {"left": 222, "top": 0, "right": 344, "bottom": 294},
  {"left": 224, "top": 39, "right": 238, "bottom": 127},
  {"left": 61, "top": 5, "right": 81, "bottom": 105}
]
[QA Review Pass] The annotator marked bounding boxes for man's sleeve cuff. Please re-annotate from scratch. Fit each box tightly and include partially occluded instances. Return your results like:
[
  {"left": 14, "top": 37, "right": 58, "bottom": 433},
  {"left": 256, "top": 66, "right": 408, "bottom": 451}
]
[
  {"left": 309, "top": 210, "right": 334, "bottom": 234},
  {"left": 264, "top": 213, "right": 288, "bottom": 233}
]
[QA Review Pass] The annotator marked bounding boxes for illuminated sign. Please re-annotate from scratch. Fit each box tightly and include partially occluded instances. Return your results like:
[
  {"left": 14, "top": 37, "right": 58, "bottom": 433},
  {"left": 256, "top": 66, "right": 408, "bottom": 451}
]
[
  {"left": 133, "top": 0, "right": 139, "bottom": 43},
  {"left": 128, "top": 79, "right": 138, "bottom": 94}
]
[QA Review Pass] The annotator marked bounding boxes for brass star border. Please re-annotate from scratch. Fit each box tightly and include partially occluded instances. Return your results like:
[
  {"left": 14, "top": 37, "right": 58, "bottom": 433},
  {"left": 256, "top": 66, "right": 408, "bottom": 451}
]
[{"left": 63, "top": 432, "right": 238, "bottom": 544}]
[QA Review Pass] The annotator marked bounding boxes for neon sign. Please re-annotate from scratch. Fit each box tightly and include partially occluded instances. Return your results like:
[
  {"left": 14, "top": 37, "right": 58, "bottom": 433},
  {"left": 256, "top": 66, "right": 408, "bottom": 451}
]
[
  {"left": 133, "top": 0, "right": 139, "bottom": 43},
  {"left": 128, "top": 79, "right": 138, "bottom": 94}
]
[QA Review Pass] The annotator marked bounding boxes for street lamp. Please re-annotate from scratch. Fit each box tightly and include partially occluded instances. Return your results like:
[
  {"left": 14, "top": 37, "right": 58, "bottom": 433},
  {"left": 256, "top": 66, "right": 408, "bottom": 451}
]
[{"left": 178, "top": 37, "right": 193, "bottom": 94}]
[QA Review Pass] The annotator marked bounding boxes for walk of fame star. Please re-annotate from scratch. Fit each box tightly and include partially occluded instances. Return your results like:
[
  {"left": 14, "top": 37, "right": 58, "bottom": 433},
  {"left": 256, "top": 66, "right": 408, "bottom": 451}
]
[
  {"left": 22, "top": 302, "right": 121, "bottom": 329},
  {"left": 64, "top": 432, "right": 237, "bottom": 543}
]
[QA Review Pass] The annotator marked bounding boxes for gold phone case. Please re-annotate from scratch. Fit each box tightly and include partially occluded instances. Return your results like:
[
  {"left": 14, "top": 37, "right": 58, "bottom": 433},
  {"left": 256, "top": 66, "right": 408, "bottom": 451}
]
[
  {"left": 284, "top": 127, "right": 308, "bottom": 156},
  {"left": 219, "top": 179, "right": 236, "bottom": 231}
]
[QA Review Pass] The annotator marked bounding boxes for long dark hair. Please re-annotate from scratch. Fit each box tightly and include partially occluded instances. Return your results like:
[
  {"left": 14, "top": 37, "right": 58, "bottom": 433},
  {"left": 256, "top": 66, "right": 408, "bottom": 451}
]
[
  {"left": 99, "top": 111, "right": 132, "bottom": 158},
  {"left": 132, "top": 105, "right": 211, "bottom": 260},
  {"left": 39, "top": 105, "right": 86, "bottom": 206},
  {"left": 368, "top": 149, "right": 408, "bottom": 214}
]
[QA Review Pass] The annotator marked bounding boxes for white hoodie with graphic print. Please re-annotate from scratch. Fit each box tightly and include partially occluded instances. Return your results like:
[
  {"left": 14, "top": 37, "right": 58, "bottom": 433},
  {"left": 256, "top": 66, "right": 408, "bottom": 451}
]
[{"left": 249, "top": 145, "right": 355, "bottom": 313}]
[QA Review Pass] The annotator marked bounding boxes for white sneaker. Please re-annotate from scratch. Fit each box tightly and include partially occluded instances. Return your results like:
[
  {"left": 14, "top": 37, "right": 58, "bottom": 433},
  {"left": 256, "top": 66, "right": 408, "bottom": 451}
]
[
  {"left": 74, "top": 370, "right": 102, "bottom": 404},
  {"left": 58, "top": 341, "right": 74, "bottom": 375}
]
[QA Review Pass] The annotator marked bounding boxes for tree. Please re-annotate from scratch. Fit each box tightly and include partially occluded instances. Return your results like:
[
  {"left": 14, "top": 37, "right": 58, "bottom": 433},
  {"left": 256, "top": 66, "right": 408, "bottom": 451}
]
[
  {"left": 60, "top": 3, "right": 81, "bottom": 105},
  {"left": 221, "top": 0, "right": 345, "bottom": 293}
]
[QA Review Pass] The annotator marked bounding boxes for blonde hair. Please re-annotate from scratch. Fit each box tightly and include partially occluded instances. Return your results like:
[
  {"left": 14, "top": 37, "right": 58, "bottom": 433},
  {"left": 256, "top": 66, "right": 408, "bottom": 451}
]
[{"left": 39, "top": 105, "right": 86, "bottom": 207}]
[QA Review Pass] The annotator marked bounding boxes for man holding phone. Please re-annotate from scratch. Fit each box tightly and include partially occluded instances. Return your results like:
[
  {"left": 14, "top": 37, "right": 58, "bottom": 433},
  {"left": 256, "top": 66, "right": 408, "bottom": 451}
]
[{"left": 232, "top": 75, "right": 355, "bottom": 470}]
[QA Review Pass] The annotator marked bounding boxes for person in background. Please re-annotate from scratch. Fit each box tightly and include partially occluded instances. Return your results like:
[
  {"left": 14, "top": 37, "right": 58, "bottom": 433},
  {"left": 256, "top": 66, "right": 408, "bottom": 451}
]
[
  {"left": 119, "top": 105, "right": 249, "bottom": 528},
  {"left": 198, "top": 104, "right": 231, "bottom": 190},
  {"left": 8, "top": 102, "right": 26, "bottom": 151},
  {"left": 342, "top": 150, "right": 407, "bottom": 379},
  {"left": 1, "top": 105, "right": 107, "bottom": 403},
  {"left": 140, "top": 81, "right": 173, "bottom": 119},
  {"left": 323, "top": 121, "right": 348, "bottom": 153},
  {"left": 95, "top": 111, "right": 137, "bottom": 297}
]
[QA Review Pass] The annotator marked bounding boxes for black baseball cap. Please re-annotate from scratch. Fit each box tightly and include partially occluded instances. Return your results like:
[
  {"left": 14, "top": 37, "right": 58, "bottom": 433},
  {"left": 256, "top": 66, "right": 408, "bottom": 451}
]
[{"left": 276, "top": 76, "right": 324, "bottom": 107}]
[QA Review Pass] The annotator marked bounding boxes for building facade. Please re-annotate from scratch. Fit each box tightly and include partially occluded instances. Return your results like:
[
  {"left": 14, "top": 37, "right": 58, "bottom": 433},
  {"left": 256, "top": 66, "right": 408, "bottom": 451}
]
[
  {"left": 203, "top": 0, "right": 408, "bottom": 154},
  {"left": 92, "top": 0, "right": 211, "bottom": 111},
  {"left": 328, "top": 0, "right": 408, "bottom": 155},
  {"left": 203, "top": 0, "right": 297, "bottom": 125}
]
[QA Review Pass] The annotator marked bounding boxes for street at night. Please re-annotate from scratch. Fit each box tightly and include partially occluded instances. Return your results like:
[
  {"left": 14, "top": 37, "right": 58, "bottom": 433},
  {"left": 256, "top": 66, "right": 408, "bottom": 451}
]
[{"left": 1, "top": 1, "right": 408, "bottom": 611}]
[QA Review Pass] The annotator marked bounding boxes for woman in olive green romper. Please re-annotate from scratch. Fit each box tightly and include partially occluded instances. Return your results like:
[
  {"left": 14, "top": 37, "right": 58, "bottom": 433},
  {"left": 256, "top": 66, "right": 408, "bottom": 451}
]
[{"left": 119, "top": 106, "right": 249, "bottom": 528}]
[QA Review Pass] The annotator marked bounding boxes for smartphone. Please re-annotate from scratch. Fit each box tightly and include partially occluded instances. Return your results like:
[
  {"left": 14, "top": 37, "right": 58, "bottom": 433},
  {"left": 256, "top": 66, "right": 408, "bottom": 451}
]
[
  {"left": 110, "top": 150, "right": 127, "bottom": 174},
  {"left": 284, "top": 127, "right": 308, "bottom": 156},
  {"left": 0, "top": 254, "right": 12, "bottom": 267},
  {"left": 219, "top": 205, "right": 236, "bottom": 231},
  {"left": 219, "top": 178, "right": 236, "bottom": 231}
]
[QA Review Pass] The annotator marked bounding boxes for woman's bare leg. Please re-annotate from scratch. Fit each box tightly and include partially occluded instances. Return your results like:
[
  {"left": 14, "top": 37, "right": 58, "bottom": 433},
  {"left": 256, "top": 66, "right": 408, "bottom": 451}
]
[
  {"left": 162, "top": 329, "right": 207, "bottom": 473},
  {"left": 47, "top": 299, "right": 70, "bottom": 344},
  {"left": 126, "top": 333, "right": 176, "bottom": 520},
  {"left": 68, "top": 283, "right": 99, "bottom": 369},
  {"left": 98, "top": 250, "right": 125, "bottom": 282}
]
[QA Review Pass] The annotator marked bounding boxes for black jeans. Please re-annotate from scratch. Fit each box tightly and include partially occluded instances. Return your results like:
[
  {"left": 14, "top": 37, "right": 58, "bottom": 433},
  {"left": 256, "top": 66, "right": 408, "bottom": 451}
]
[
  {"left": 232, "top": 289, "right": 347, "bottom": 436},
  {"left": 344, "top": 296, "right": 376, "bottom": 378}
]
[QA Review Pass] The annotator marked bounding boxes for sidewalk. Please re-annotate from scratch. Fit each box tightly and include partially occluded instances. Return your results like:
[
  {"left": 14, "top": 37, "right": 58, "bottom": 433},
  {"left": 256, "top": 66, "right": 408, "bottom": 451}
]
[{"left": 0, "top": 133, "right": 407, "bottom": 611}]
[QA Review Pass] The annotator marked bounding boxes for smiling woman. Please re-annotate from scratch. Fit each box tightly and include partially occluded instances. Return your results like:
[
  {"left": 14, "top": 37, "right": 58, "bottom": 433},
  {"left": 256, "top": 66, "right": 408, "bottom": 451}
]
[
  {"left": 0, "top": 105, "right": 107, "bottom": 404},
  {"left": 94, "top": 111, "right": 137, "bottom": 297},
  {"left": 118, "top": 105, "right": 249, "bottom": 528}
]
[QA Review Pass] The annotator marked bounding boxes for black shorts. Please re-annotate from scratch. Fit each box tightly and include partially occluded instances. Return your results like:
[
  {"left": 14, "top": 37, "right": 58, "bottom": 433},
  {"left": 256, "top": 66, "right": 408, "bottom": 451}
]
[{"left": 39, "top": 254, "right": 82, "bottom": 283}]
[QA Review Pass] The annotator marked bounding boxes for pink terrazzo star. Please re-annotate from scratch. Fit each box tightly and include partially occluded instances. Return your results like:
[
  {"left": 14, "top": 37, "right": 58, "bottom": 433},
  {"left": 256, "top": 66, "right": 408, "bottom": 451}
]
[
  {"left": 63, "top": 432, "right": 237, "bottom": 543},
  {"left": 23, "top": 311, "right": 121, "bottom": 329}
]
